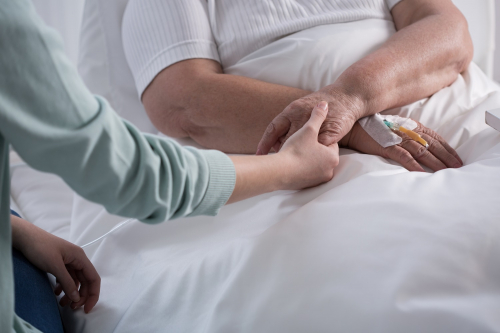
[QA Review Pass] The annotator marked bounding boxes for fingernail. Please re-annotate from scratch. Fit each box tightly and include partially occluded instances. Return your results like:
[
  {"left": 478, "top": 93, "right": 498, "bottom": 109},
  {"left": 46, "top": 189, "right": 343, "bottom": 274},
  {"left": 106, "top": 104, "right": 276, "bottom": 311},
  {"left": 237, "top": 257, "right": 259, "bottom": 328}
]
[
  {"left": 256, "top": 149, "right": 262, "bottom": 155},
  {"left": 317, "top": 101, "right": 328, "bottom": 111},
  {"left": 71, "top": 303, "right": 77, "bottom": 310},
  {"left": 71, "top": 291, "right": 80, "bottom": 302}
]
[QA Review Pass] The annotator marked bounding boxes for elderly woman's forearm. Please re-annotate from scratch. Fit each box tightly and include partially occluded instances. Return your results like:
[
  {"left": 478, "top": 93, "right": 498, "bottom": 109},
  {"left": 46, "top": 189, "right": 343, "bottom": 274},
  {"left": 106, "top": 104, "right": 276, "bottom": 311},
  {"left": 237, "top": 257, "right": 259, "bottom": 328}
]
[
  {"left": 143, "top": 59, "right": 310, "bottom": 153},
  {"left": 321, "top": 1, "right": 473, "bottom": 119}
]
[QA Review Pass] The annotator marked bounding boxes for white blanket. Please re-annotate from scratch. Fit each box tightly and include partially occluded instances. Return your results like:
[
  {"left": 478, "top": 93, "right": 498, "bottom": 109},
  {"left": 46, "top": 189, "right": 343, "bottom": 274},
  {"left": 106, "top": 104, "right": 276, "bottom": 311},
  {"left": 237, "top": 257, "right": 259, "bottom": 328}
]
[{"left": 12, "top": 21, "right": 500, "bottom": 332}]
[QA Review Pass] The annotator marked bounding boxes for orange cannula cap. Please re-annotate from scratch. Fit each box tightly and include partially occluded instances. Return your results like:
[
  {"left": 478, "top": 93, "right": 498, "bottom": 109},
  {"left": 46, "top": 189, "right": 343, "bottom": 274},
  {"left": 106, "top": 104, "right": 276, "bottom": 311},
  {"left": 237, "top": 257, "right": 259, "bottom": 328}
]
[{"left": 398, "top": 126, "right": 428, "bottom": 147}]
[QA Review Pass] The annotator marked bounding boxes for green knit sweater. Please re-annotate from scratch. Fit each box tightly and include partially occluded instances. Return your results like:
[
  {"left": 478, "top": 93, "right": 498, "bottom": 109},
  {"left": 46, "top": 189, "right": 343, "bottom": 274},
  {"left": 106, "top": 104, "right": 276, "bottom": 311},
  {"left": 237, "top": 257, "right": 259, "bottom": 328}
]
[{"left": 0, "top": 1, "right": 236, "bottom": 332}]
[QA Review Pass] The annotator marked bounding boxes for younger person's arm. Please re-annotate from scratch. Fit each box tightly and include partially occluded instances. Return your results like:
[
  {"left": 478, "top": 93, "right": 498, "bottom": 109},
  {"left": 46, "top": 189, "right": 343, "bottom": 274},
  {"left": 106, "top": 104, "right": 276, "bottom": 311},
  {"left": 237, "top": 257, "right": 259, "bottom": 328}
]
[
  {"left": 0, "top": 0, "right": 337, "bottom": 225},
  {"left": 11, "top": 215, "right": 100, "bottom": 313},
  {"left": 229, "top": 102, "right": 338, "bottom": 203}
]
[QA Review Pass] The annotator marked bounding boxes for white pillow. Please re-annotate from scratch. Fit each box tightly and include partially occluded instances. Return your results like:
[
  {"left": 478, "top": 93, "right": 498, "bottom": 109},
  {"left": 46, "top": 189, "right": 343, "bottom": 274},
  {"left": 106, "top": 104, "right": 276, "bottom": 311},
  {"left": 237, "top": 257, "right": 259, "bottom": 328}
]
[
  {"left": 225, "top": 20, "right": 396, "bottom": 92},
  {"left": 78, "top": 0, "right": 156, "bottom": 133}
]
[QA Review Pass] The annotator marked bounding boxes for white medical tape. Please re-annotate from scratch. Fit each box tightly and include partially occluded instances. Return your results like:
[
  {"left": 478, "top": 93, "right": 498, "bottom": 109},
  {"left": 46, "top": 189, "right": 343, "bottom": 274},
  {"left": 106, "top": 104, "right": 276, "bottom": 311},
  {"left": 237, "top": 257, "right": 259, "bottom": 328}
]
[{"left": 358, "top": 113, "right": 417, "bottom": 148}]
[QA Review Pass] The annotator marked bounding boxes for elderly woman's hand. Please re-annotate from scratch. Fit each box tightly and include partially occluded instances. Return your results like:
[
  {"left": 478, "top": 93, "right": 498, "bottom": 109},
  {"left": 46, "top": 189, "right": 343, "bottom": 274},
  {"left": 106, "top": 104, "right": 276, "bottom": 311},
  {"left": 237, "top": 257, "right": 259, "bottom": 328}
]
[
  {"left": 340, "top": 120, "right": 463, "bottom": 172},
  {"left": 256, "top": 88, "right": 364, "bottom": 155}
]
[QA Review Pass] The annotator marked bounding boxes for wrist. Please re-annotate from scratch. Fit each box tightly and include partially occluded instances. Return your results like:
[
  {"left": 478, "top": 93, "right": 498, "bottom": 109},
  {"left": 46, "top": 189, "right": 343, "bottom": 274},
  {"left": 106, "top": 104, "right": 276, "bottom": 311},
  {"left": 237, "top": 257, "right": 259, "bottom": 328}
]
[
  {"left": 273, "top": 151, "right": 302, "bottom": 191},
  {"left": 228, "top": 153, "right": 291, "bottom": 203},
  {"left": 11, "top": 215, "right": 35, "bottom": 252},
  {"left": 320, "top": 84, "right": 368, "bottom": 120}
]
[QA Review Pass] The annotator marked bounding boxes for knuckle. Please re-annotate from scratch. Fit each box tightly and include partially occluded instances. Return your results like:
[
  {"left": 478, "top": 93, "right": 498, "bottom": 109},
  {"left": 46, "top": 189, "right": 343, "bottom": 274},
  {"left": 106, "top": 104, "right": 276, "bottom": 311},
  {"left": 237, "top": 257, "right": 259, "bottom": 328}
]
[
  {"left": 414, "top": 145, "right": 428, "bottom": 159},
  {"left": 292, "top": 98, "right": 311, "bottom": 109},
  {"left": 265, "top": 122, "right": 276, "bottom": 135},
  {"left": 303, "top": 124, "right": 316, "bottom": 134},
  {"left": 322, "top": 121, "right": 343, "bottom": 139},
  {"left": 327, "top": 169, "right": 335, "bottom": 180},
  {"left": 427, "top": 137, "right": 439, "bottom": 149},
  {"left": 332, "top": 156, "right": 339, "bottom": 168},
  {"left": 321, "top": 161, "right": 337, "bottom": 182},
  {"left": 322, "top": 169, "right": 334, "bottom": 182},
  {"left": 399, "top": 137, "right": 412, "bottom": 148},
  {"left": 77, "top": 247, "right": 86, "bottom": 257},
  {"left": 398, "top": 150, "right": 414, "bottom": 165}
]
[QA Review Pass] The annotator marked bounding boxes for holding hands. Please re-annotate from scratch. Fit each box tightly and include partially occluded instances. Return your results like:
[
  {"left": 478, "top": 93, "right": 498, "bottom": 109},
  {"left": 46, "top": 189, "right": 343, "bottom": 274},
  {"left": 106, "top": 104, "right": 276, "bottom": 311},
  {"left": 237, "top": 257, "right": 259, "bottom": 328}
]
[
  {"left": 257, "top": 88, "right": 363, "bottom": 155},
  {"left": 257, "top": 90, "right": 462, "bottom": 173},
  {"left": 278, "top": 101, "right": 340, "bottom": 189},
  {"left": 228, "top": 101, "right": 339, "bottom": 203}
]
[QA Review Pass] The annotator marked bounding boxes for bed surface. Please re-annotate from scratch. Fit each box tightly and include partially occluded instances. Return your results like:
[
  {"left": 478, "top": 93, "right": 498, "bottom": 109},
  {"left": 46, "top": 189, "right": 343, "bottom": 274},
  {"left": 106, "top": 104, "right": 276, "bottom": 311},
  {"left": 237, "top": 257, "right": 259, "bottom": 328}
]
[
  {"left": 10, "top": 62, "right": 500, "bottom": 332},
  {"left": 9, "top": 1, "right": 500, "bottom": 332}
]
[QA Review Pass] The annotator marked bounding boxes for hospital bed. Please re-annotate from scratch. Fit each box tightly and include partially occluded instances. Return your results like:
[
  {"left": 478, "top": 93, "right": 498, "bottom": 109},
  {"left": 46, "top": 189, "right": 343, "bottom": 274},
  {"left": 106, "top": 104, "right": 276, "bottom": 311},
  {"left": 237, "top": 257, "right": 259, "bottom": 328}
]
[{"left": 9, "top": 0, "right": 500, "bottom": 332}]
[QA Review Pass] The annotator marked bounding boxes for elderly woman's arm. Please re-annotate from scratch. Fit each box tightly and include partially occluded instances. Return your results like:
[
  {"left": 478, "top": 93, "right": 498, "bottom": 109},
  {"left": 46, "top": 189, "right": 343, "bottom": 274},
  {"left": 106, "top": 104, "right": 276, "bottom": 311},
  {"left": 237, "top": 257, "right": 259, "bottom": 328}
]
[
  {"left": 258, "top": 0, "right": 473, "bottom": 153},
  {"left": 142, "top": 59, "right": 311, "bottom": 154},
  {"left": 142, "top": 0, "right": 471, "bottom": 156}
]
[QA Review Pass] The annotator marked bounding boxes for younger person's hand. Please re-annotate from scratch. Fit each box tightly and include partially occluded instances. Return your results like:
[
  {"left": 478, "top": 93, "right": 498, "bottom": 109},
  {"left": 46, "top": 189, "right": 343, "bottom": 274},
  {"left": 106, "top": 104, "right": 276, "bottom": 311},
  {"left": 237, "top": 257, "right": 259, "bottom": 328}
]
[
  {"left": 340, "top": 120, "right": 463, "bottom": 172},
  {"left": 279, "top": 101, "right": 340, "bottom": 190},
  {"left": 11, "top": 215, "right": 100, "bottom": 313},
  {"left": 228, "top": 101, "right": 339, "bottom": 203},
  {"left": 257, "top": 89, "right": 362, "bottom": 155}
]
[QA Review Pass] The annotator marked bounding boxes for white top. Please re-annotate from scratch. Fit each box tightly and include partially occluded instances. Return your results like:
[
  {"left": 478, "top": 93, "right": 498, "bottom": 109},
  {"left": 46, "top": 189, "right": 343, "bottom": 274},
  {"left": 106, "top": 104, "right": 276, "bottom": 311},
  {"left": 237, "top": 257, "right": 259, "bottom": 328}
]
[{"left": 123, "top": 0, "right": 403, "bottom": 96}]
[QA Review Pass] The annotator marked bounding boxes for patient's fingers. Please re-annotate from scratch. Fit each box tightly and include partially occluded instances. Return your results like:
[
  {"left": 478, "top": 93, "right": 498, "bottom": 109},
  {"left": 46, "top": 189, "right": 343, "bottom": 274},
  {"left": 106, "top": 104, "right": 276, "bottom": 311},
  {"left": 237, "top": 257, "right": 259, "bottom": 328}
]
[
  {"left": 417, "top": 124, "right": 463, "bottom": 166},
  {"left": 420, "top": 133, "right": 462, "bottom": 168},
  {"left": 399, "top": 138, "right": 447, "bottom": 171},
  {"left": 384, "top": 145, "right": 425, "bottom": 172},
  {"left": 278, "top": 101, "right": 329, "bottom": 151},
  {"left": 257, "top": 115, "right": 291, "bottom": 155}
]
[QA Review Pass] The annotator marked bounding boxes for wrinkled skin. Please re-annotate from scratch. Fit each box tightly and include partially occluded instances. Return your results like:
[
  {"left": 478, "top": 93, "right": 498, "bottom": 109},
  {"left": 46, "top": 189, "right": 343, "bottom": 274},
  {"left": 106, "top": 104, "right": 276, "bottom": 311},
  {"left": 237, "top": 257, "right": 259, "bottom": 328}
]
[
  {"left": 257, "top": 89, "right": 463, "bottom": 172},
  {"left": 340, "top": 121, "right": 463, "bottom": 172},
  {"left": 257, "top": 90, "right": 362, "bottom": 155}
]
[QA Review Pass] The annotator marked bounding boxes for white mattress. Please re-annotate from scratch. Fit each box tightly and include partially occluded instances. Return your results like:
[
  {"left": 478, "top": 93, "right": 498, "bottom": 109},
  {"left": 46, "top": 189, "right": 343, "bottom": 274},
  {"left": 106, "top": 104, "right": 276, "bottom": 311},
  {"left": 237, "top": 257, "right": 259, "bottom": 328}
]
[{"left": 10, "top": 20, "right": 500, "bottom": 333}]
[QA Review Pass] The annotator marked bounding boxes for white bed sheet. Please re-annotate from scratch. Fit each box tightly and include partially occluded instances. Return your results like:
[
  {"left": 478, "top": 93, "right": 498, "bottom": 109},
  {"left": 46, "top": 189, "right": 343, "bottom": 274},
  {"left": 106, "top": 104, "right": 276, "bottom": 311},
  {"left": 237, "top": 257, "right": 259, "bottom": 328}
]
[
  {"left": 51, "top": 61, "right": 500, "bottom": 333},
  {"left": 9, "top": 19, "right": 500, "bottom": 333},
  {"left": 9, "top": 153, "right": 72, "bottom": 240}
]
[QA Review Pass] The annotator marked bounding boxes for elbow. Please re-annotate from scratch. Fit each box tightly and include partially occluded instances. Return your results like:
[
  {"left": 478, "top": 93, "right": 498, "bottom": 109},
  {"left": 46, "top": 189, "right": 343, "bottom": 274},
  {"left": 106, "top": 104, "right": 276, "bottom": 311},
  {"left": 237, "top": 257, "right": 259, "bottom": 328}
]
[
  {"left": 458, "top": 41, "right": 474, "bottom": 74},
  {"left": 141, "top": 75, "right": 210, "bottom": 140},
  {"left": 453, "top": 13, "right": 474, "bottom": 73},
  {"left": 145, "top": 101, "right": 209, "bottom": 142},
  {"left": 144, "top": 101, "right": 191, "bottom": 139}
]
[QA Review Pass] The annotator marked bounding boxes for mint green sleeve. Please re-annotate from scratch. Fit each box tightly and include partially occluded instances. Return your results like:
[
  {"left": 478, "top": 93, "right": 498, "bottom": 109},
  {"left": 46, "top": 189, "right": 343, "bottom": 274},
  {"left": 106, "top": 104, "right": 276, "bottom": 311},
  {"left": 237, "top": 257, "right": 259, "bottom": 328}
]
[{"left": 0, "top": 0, "right": 235, "bottom": 224}]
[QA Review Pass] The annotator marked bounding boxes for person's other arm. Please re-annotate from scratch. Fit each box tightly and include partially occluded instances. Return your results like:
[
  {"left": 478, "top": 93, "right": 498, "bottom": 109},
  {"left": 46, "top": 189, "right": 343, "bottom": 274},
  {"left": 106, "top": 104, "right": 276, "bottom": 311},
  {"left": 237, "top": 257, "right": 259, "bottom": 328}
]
[
  {"left": 258, "top": 0, "right": 473, "bottom": 153},
  {"left": 139, "top": 0, "right": 471, "bottom": 155},
  {"left": 11, "top": 215, "right": 100, "bottom": 313}
]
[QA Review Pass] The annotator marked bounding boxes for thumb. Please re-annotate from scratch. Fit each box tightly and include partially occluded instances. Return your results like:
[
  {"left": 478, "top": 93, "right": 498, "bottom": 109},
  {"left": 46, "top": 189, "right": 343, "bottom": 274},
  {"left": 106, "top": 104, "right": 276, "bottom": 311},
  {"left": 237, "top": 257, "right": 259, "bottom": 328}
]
[
  {"left": 305, "top": 101, "right": 328, "bottom": 133},
  {"left": 53, "top": 263, "right": 80, "bottom": 303}
]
